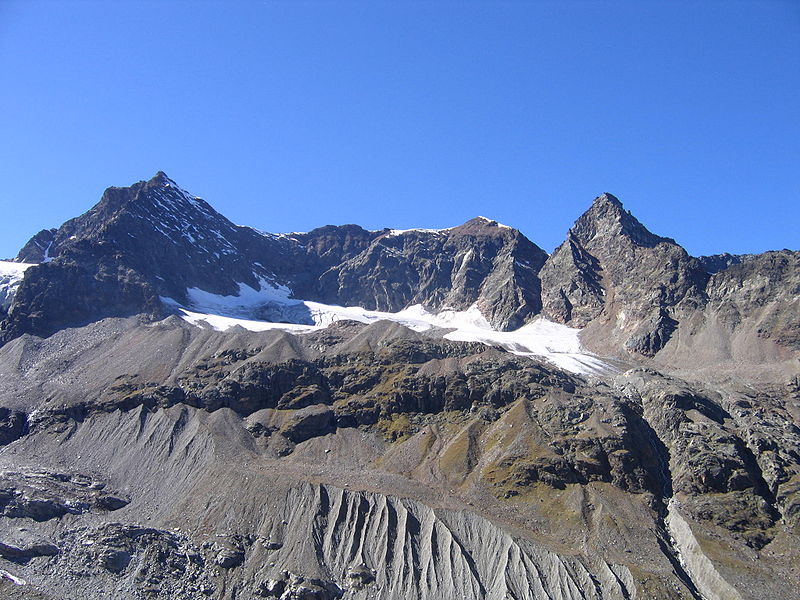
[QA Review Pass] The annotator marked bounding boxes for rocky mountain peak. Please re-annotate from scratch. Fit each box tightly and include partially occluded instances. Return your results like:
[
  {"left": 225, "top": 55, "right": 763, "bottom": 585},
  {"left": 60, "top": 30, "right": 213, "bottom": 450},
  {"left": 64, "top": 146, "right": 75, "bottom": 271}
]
[
  {"left": 40, "top": 172, "right": 243, "bottom": 270},
  {"left": 55, "top": 172, "right": 198, "bottom": 238},
  {"left": 541, "top": 193, "right": 709, "bottom": 355},
  {"left": 593, "top": 191, "right": 623, "bottom": 207},
  {"left": 146, "top": 170, "right": 174, "bottom": 187},
  {"left": 139, "top": 171, "right": 203, "bottom": 208},
  {"left": 572, "top": 192, "right": 670, "bottom": 249},
  {"left": 1, "top": 174, "right": 287, "bottom": 341},
  {"left": 450, "top": 216, "right": 513, "bottom": 236}
]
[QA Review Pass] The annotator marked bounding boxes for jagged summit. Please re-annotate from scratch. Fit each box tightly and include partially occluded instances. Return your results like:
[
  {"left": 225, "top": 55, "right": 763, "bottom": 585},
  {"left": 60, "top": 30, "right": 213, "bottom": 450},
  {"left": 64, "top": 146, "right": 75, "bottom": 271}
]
[
  {"left": 540, "top": 191, "right": 709, "bottom": 354},
  {"left": 592, "top": 191, "right": 622, "bottom": 206},
  {"left": 450, "top": 216, "right": 514, "bottom": 235},
  {"left": 147, "top": 170, "right": 174, "bottom": 186},
  {"left": 1, "top": 174, "right": 552, "bottom": 340},
  {"left": 572, "top": 192, "right": 671, "bottom": 249},
  {"left": 38, "top": 172, "right": 252, "bottom": 282},
  {"left": 9, "top": 178, "right": 207, "bottom": 264},
  {"left": 470, "top": 215, "right": 510, "bottom": 227}
]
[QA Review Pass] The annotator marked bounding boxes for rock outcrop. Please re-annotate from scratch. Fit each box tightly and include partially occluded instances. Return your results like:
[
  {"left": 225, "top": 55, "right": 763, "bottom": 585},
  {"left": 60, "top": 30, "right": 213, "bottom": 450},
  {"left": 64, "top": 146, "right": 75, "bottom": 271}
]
[{"left": 315, "top": 217, "right": 547, "bottom": 330}]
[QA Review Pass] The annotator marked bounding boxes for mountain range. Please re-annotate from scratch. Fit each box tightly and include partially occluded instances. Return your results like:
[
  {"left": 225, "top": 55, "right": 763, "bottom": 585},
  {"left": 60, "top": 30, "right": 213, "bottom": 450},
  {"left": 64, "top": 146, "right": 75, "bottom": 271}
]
[{"left": 0, "top": 173, "right": 798, "bottom": 600}]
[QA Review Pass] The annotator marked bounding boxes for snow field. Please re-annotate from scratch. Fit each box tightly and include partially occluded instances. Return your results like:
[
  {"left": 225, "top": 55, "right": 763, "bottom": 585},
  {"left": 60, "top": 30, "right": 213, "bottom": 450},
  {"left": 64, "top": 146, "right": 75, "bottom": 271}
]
[{"left": 163, "top": 278, "right": 613, "bottom": 375}]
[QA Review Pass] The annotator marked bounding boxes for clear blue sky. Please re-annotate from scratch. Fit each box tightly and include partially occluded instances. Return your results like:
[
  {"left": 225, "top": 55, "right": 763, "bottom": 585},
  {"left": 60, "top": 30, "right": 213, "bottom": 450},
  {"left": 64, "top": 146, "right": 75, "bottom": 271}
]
[{"left": 1, "top": 1, "right": 797, "bottom": 259}]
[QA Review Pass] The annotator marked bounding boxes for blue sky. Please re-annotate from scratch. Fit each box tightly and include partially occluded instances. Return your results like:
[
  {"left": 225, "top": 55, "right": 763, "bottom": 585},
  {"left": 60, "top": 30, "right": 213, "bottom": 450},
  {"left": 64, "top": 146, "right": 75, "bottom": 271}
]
[{"left": 0, "top": 1, "right": 797, "bottom": 259}]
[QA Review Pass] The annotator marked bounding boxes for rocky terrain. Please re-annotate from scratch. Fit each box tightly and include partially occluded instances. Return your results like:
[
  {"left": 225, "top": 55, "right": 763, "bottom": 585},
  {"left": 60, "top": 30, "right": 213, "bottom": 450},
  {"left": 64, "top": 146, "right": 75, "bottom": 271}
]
[{"left": 0, "top": 173, "right": 798, "bottom": 599}]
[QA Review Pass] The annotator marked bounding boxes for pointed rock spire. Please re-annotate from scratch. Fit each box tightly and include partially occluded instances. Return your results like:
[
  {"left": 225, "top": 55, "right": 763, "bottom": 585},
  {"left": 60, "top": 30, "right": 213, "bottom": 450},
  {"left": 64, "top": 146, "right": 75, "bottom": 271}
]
[
  {"left": 571, "top": 193, "right": 669, "bottom": 249},
  {"left": 540, "top": 191, "right": 708, "bottom": 356},
  {"left": 146, "top": 171, "right": 175, "bottom": 187}
]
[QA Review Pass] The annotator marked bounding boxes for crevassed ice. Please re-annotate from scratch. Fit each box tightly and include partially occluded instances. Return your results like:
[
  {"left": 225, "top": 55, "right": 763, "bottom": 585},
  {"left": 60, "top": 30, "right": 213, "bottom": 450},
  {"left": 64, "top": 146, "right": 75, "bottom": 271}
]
[{"left": 162, "top": 278, "right": 614, "bottom": 376}]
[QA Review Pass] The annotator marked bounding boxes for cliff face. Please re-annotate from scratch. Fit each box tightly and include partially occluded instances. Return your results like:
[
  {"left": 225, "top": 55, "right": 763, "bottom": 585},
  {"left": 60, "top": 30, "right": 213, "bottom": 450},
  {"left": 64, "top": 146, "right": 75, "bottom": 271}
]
[
  {"left": 0, "top": 175, "right": 798, "bottom": 599},
  {"left": 314, "top": 217, "right": 547, "bottom": 330}
]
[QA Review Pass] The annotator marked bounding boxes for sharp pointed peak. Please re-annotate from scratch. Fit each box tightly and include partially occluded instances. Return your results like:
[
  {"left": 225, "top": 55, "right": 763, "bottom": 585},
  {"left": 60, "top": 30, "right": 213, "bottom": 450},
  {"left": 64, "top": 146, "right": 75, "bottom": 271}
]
[
  {"left": 592, "top": 192, "right": 622, "bottom": 207},
  {"left": 146, "top": 171, "right": 177, "bottom": 188},
  {"left": 572, "top": 192, "right": 672, "bottom": 248},
  {"left": 92, "top": 172, "right": 217, "bottom": 225},
  {"left": 580, "top": 192, "right": 633, "bottom": 224}
]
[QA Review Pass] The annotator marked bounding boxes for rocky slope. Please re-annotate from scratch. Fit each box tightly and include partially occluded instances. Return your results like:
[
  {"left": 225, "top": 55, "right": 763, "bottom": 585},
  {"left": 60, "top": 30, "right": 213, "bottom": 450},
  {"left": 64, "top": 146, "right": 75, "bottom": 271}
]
[
  {"left": 0, "top": 174, "right": 798, "bottom": 599},
  {"left": 3, "top": 176, "right": 797, "bottom": 364}
]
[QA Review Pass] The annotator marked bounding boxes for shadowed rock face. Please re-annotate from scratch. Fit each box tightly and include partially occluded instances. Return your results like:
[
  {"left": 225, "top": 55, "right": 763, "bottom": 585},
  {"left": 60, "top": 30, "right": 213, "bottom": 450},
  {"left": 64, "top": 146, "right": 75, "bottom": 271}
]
[
  {"left": 13, "top": 229, "right": 57, "bottom": 264},
  {"left": 5, "top": 258, "right": 162, "bottom": 340},
  {"left": 3, "top": 172, "right": 283, "bottom": 339},
  {"left": 697, "top": 252, "right": 753, "bottom": 275},
  {"left": 538, "top": 234, "right": 605, "bottom": 326}
]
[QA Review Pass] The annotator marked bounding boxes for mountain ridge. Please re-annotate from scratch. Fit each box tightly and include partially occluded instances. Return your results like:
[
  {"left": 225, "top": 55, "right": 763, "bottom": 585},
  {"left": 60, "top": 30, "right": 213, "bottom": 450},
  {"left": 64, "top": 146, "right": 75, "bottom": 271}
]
[
  {"left": 3, "top": 173, "right": 798, "bottom": 366},
  {"left": 3, "top": 173, "right": 552, "bottom": 340}
]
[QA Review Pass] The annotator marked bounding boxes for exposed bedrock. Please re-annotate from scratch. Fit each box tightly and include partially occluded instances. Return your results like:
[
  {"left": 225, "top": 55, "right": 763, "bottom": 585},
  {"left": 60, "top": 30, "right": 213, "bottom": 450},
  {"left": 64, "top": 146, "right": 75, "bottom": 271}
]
[{"left": 1, "top": 174, "right": 551, "bottom": 343}]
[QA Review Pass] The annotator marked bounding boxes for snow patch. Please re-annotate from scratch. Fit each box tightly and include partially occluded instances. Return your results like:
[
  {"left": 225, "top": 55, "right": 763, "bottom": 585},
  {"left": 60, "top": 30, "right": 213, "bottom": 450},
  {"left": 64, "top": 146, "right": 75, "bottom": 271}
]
[
  {"left": 42, "top": 240, "right": 54, "bottom": 262},
  {"left": 185, "top": 278, "right": 295, "bottom": 317},
  {"left": 475, "top": 215, "right": 513, "bottom": 229},
  {"left": 165, "top": 306, "right": 316, "bottom": 333},
  {"left": 384, "top": 227, "right": 450, "bottom": 238},
  {"left": 26, "top": 409, "right": 40, "bottom": 426},
  {"left": 0, "top": 260, "right": 35, "bottom": 311},
  {"left": 0, "top": 261, "right": 33, "bottom": 277},
  {"left": 162, "top": 280, "right": 613, "bottom": 376},
  {"left": 383, "top": 216, "right": 513, "bottom": 238}
]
